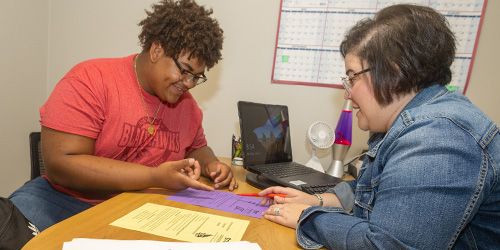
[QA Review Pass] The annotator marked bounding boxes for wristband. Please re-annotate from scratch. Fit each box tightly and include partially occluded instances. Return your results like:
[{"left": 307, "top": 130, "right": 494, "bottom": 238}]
[{"left": 314, "top": 194, "right": 323, "bottom": 207}]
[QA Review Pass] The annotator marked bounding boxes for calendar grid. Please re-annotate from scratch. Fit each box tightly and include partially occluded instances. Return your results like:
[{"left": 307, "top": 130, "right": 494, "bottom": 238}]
[{"left": 271, "top": 0, "right": 488, "bottom": 93}]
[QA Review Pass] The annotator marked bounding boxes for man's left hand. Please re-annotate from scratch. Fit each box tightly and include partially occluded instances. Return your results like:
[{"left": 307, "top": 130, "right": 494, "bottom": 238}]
[{"left": 205, "top": 161, "right": 238, "bottom": 191}]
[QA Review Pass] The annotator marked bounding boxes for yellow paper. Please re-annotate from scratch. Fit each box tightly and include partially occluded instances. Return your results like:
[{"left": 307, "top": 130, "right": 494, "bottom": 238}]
[{"left": 110, "top": 203, "right": 249, "bottom": 243}]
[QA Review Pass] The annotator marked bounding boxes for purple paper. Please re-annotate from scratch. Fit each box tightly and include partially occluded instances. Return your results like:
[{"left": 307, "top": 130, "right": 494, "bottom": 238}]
[{"left": 166, "top": 188, "right": 269, "bottom": 218}]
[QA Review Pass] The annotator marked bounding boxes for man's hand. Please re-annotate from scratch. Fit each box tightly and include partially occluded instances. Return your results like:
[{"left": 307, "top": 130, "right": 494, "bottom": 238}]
[
  {"left": 205, "top": 161, "right": 238, "bottom": 191},
  {"left": 155, "top": 158, "right": 214, "bottom": 191}
]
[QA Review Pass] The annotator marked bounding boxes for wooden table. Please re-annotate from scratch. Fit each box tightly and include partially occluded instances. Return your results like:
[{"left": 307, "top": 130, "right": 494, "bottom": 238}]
[{"left": 22, "top": 158, "right": 304, "bottom": 250}]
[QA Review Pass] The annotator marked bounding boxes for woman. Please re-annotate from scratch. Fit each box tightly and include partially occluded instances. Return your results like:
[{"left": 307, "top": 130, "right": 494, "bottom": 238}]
[{"left": 260, "top": 4, "right": 500, "bottom": 249}]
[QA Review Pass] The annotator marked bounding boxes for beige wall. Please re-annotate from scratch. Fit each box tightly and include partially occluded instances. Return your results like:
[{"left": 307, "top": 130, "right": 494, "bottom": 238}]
[
  {"left": 1, "top": 0, "right": 499, "bottom": 197},
  {"left": 0, "top": 1, "right": 48, "bottom": 196},
  {"left": 464, "top": 0, "right": 500, "bottom": 124}
]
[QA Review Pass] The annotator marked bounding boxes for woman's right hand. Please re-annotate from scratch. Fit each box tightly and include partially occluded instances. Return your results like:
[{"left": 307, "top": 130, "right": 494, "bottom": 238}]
[{"left": 259, "top": 186, "right": 320, "bottom": 206}]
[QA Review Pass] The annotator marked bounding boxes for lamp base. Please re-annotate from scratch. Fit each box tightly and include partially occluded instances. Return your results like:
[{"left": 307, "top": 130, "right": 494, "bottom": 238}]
[{"left": 326, "top": 160, "right": 344, "bottom": 178}]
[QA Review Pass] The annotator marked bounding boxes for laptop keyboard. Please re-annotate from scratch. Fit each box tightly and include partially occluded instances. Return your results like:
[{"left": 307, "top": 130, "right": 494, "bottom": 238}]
[
  {"left": 257, "top": 162, "right": 316, "bottom": 178},
  {"left": 301, "top": 183, "right": 337, "bottom": 194}
]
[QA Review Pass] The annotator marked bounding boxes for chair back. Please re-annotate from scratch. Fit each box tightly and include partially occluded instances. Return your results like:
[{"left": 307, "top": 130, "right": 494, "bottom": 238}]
[{"left": 29, "top": 132, "right": 45, "bottom": 180}]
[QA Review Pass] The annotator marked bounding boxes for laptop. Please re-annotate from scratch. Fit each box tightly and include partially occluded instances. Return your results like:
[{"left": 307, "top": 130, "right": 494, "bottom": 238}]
[{"left": 237, "top": 101, "right": 341, "bottom": 191}]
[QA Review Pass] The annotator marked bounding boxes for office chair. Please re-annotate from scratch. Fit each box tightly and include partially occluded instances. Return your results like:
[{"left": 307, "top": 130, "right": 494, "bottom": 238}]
[{"left": 29, "top": 132, "right": 45, "bottom": 180}]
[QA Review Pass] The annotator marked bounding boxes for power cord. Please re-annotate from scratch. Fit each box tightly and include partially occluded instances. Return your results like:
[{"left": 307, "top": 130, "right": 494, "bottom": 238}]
[{"left": 343, "top": 151, "right": 367, "bottom": 166}]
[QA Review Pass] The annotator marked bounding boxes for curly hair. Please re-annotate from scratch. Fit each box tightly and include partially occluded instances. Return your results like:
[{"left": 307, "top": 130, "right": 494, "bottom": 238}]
[
  {"left": 340, "top": 4, "right": 456, "bottom": 106},
  {"left": 138, "top": 0, "right": 223, "bottom": 70}
]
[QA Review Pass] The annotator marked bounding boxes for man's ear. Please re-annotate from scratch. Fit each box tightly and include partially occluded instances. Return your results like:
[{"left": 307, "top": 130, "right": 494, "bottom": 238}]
[{"left": 149, "top": 42, "right": 163, "bottom": 62}]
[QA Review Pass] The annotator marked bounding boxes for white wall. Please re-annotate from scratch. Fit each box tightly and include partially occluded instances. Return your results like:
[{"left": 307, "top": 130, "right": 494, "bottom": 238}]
[
  {"left": 1, "top": 0, "right": 499, "bottom": 197},
  {"left": 45, "top": 0, "right": 367, "bottom": 174},
  {"left": 0, "top": 1, "right": 49, "bottom": 196}
]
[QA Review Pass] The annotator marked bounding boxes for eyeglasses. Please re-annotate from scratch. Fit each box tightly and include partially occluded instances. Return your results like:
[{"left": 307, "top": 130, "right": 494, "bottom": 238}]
[
  {"left": 172, "top": 58, "right": 207, "bottom": 86},
  {"left": 340, "top": 68, "right": 371, "bottom": 95}
]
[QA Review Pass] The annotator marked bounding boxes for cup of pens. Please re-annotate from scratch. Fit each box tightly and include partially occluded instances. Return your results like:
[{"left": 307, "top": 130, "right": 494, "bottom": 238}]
[{"left": 232, "top": 135, "right": 243, "bottom": 166}]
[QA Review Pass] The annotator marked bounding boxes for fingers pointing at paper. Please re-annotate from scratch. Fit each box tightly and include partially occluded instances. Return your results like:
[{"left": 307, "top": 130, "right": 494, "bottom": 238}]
[{"left": 155, "top": 158, "right": 214, "bottom": 191}]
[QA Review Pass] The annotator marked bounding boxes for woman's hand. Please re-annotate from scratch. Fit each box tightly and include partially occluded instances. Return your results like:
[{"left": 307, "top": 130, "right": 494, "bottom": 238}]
[
  {"left": 262, "top": 203, "right": 311, "bottom": 229},
  {"left": 259, "top": 186, "right": 321, "bottom": 206}
]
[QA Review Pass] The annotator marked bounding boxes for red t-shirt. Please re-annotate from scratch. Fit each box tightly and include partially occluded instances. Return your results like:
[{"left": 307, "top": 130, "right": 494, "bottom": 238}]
[{"left": 40, "top": 54, "right": 207, "bottom": 205}]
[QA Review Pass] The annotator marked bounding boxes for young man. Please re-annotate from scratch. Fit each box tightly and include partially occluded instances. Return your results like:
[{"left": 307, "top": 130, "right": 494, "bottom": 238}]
[{"left": 9, "top": 0, "right": 237, "bottom": 231}]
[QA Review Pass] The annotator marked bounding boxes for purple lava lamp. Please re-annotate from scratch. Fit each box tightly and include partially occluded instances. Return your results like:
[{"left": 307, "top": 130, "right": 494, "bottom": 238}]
[{"left": 326, "top": 99, "right": 352, "bottom": 177}]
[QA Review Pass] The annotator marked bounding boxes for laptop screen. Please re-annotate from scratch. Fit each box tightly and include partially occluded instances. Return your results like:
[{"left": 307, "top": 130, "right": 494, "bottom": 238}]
[{"left": 237, "top": 101, "right": 293, "bottom": 167}]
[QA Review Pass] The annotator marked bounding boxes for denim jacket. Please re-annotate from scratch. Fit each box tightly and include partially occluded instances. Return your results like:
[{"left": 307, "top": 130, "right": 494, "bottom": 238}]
[{"left": 296, "top": 85, "right": 500, "bottom": 249}]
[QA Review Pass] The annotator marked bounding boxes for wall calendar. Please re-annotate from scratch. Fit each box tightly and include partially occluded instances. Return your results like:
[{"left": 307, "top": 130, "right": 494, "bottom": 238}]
[{"left": 271, "top": 0, "right": 488, "bottom": 93}]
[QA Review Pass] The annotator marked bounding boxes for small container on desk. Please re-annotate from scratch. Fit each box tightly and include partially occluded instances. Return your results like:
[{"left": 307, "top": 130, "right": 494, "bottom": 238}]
[{"left": 231, "top": 135, "right": 243, "bottom": 166}]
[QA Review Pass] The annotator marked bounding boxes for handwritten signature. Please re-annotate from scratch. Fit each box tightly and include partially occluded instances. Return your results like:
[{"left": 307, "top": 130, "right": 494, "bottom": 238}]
[{"left": 195, "top": 232, "right": 213, "bottom": 238}]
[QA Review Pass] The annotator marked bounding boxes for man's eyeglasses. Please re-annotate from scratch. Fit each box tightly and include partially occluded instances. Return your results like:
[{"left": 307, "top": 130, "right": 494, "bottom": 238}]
[
  {"left": 340, "top": 68, "right": 370, "bottom": 95},
  {"left": 172, "top": 58, "right": 207, "bottom": 86}
]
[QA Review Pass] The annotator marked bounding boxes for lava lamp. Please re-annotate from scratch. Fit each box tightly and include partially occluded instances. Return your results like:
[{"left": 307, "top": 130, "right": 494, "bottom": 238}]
[{"left": 326, "top": 99, "right": 352, "bottom": 177}]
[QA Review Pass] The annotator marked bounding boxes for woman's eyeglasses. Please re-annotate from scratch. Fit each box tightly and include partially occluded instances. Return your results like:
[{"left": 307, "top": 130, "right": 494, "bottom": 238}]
[{"left": 340, "top": 68, "right": 370, "bottom": 95}]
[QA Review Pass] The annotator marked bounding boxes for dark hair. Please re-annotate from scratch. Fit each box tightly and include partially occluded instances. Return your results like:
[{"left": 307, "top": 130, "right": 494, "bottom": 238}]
[
  {"left": 138, "top": 0, "right": 223, "bottom": 70},
  {"left": 340, "top": 4, "right": 456, "bottom": 106}
]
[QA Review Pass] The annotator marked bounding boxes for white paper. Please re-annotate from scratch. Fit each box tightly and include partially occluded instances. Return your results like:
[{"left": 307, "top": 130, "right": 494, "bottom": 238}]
[{"left": 63, "top": 238, "right": 262, "bottom": 250}]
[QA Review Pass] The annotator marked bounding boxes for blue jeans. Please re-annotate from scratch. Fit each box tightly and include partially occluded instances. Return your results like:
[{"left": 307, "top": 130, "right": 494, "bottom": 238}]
[{"left": 8, "top": 177, "right": 93, "bottom": 231}]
